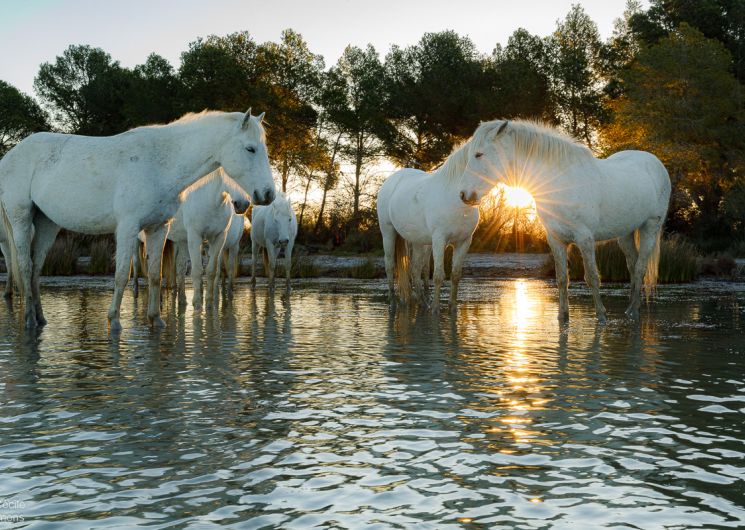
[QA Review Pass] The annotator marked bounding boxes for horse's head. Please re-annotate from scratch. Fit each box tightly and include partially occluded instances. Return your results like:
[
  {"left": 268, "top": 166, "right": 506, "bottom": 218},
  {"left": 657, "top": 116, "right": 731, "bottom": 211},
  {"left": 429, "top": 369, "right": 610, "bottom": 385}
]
[
  {"left": 460, "top": 120, "right": 511, "bottom": 206},
  {"left": 219, "top": 109, "right": 276, "bottom": 206},
  {"left": 270, "top": 192, "right": 294, "bottom": 251}
]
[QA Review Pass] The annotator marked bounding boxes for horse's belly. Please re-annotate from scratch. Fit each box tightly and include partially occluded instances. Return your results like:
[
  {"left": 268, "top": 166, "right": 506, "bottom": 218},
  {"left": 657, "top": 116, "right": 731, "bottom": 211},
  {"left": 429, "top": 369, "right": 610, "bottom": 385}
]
[{"left": 34, "top": 195, "right": 117, "bottom": 235}]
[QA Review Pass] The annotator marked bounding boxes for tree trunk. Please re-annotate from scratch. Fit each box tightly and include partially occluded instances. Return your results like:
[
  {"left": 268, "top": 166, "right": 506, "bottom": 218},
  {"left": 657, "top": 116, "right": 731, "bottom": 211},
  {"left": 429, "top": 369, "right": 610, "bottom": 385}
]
[
  {"left": 298, "top": 172, "right": 314, "bottom": 237},
  {"left": 353, "top": 133, "right": 363, "bottom": 220}
]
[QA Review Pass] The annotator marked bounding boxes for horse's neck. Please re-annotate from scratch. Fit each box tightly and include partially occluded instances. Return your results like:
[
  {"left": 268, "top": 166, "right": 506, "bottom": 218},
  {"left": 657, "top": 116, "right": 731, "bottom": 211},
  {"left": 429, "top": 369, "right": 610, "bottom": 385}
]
[
  {"left": 157, "top": 123, "right": 227, "bottom": 193},
  {"left": 220, "top": 175, "right": 248, "bottom": 201}
]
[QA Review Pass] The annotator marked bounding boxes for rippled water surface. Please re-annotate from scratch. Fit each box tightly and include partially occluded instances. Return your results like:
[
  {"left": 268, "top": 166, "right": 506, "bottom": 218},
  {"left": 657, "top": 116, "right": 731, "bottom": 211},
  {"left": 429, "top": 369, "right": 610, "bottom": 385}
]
[{"left": 1, "top": 277, "right": 744, "bottom": 529}]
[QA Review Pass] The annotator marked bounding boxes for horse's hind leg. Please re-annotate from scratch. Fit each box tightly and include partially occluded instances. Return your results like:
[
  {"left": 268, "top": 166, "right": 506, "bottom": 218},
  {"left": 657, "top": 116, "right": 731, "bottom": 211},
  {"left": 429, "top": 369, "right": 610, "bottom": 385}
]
[
  {"left": 617, "top": 233, "right": 638, "bottom": 304},
  {"left": 250, "top": 239, "right": 258, "bottom": 287},
  {"left": 205, "top": 230, "right": 228, "bottom": 308},
  {"left": 547, "top": 232, "right": 570, "bottom": 322},
  {"left": 284, "top": 241, "right": 293, "bottom": 290},
  {"left": 29, "top": 212, "right": 60, "bottom": 326},
  {"left": 108, "top": 223, "right": 139, "bottom": 332},
  {"left": 5, "top": 206, "right": 37, "bottom": 328},
  {"left": 227, "top": 246, "right": 238, "bottom": 295},
  {"left": 380, "top": 224, "right": 396, "bottom": 302},
  {"left": 431, "top": 236, "right": 447, "bottom": 314},
  {"left": 576, "top": 235, "right": 606, "bottom": 323},
  {"left": 175, "top": 241, "right": 189, "bottom": 308},
  {"left": 1, "top": 242, "right": 13, "bottom": 298},
  {"left": 449, "top": 237, "right": 471, "bottom": 312},
  {"left": 144, "top": 223, "right": 170, "bottom": 327},
  {"left": 187, "top": 232, "right": 204, "bottom": 311},
  {"left": 627, "top": 219, "right": 661, "bottom": 320},
  {"left": 409, "top": 245, "right": 426, "bottom": 305}
]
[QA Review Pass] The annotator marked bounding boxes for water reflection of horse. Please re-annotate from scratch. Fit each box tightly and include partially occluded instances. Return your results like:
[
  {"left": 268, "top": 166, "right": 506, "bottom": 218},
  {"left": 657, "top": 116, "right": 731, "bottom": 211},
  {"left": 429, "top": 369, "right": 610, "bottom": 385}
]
[
  {"left": 0, "top": 109, "right": 275, "bottom": 331},
  {"left": 461, "top": 119, "right": 671, "bottom": 322}
]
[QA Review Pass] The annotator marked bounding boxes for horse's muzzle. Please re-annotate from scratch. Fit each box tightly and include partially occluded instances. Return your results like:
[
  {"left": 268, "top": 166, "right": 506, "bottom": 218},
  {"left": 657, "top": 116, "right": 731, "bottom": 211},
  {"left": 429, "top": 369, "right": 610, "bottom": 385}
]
[
  {"left": 233, "top": 199, "right": 250, "bottom": 214},
  {"left": 254, "top": 188, "right": 275, "bottom": 205},
  {"left": 460, "top": 190, "right": 480, "bottom": 206}
]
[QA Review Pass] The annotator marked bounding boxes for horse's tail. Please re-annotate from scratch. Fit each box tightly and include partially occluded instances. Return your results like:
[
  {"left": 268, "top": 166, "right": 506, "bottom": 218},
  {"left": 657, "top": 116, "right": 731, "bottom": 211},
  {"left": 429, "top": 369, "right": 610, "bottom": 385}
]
[
  {"left": 635, "top": 226, "right": 662, "bottom": 298},
  {"left": 161, "top": 239, "right": 176, "bottom": 288},
  {"left": 394, "top": 232, "right": 411, "bottom": 304},
  {"left": 1, "top": 204, "right": 22, "bottom": 297}
]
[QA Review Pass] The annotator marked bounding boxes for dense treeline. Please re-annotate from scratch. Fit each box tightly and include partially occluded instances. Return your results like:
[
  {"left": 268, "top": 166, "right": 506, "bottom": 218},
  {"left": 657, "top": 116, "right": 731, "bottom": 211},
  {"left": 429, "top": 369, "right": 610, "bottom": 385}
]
[{"left": 2, "top": 1, "right": 744, "bottom": 254}]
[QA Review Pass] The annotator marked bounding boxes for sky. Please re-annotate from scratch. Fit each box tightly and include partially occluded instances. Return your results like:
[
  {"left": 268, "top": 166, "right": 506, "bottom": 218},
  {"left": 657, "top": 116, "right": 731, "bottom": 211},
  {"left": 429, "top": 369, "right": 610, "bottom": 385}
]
[{"left": 0, "top": 0, "right": 643, "bottom": 97}]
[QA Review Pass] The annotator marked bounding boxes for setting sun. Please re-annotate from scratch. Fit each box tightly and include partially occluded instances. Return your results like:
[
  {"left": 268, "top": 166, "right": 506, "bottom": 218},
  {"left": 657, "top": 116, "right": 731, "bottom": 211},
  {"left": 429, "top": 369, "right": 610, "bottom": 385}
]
[{"left": 493, "top": 185, "right": 535, "bottom": 209}]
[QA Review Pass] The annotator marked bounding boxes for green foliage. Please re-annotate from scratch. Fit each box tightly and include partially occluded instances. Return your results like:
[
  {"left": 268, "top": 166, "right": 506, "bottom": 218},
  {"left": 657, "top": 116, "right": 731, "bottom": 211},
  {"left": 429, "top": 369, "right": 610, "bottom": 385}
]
[
  {"left": 124, "top": 54, "right": 182, "bottom": 126},
  {"left": 602, "top": 24, "right": 745, "bottom": 246},
  {"left": 34, "top": 44, "right": 131, "bottom": 135},
  {"left": 0, "top": 81, "right": 49, "bottom": 156}
]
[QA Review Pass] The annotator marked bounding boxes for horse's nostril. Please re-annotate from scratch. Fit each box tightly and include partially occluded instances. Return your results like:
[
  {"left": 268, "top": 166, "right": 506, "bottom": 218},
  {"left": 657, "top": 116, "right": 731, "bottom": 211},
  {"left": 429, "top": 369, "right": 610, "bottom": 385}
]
[{"left": 460, "top": 191, "right": 467, "bottom": 203}]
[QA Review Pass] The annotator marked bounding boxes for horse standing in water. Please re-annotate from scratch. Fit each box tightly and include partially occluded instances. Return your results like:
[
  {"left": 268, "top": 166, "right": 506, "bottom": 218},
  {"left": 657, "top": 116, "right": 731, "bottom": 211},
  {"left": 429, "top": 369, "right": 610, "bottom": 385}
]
[
  {"left": 134, "top": 168, "right": 250, "bottom": 310},
  {"left": 251, "top": 192, "right": 297, "bottom": 290},
  {"left": 459, "top": 119, "right": 671, "bottom": 321},
  {"left": 0, "top": 109, "right": 275, "bottom": 331},
  {"left": 377, "top": 140, "right": 480, "bottom": 312}
]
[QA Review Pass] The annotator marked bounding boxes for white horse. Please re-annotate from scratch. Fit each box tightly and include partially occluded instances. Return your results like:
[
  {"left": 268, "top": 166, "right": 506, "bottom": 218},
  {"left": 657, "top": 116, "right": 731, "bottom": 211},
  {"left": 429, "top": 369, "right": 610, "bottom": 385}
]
[
  {"left": 377, "top": 141, "right": 479, "bottom": 312},
  {"left": 221, "top": 212, "right": 250, "bottom": 295},
  {"left": 0, "top": 109, "right": 275, "bottom": 331},
  {"left": 168, "top": 169, "right": 250, "bottom": 309},
  {"left": 251, "top": 192, "right": 297, "bottom": 290},
  {"left": 459, "top": 119, "right": 671, "bottom": 321}
]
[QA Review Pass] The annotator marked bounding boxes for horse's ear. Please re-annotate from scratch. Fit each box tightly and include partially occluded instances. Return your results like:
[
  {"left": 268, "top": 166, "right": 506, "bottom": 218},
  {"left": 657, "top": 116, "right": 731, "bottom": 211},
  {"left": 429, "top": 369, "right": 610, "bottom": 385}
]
[
  {"left": 497, "top": 120, "right": 509, "bottom": 136},
  {"left": 257, "top": 112, "right": 265, "bottom": 123},
  {"left": 242, "top": 108, "right": 252, "bottom": 130}
]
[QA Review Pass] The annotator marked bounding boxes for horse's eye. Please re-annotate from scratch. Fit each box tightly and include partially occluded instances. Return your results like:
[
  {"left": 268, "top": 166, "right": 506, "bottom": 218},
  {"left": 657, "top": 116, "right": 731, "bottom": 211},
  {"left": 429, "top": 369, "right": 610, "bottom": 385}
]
[
  {"left": 246, "top": 146, "right": 256, "bottom": 153},
  {"left": 475, "top": 152, "right": 484, "bottom": 159}
]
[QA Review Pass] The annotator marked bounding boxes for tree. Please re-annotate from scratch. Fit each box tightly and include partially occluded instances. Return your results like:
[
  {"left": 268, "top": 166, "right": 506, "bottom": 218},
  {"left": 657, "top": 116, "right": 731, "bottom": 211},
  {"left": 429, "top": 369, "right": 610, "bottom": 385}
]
[
  {"left": 34, "top": 44, "right": 131, "bottom": 135},
  {"left": 489, "top": 29, "right": 555, "bottom": 121},
  {"left": 629, "top": 0, "right": 745, "bottom": 82},
  {"left": 545, "top": 4, "right": 605, "bottom": 146},
  {"left": 178, "top": 32, "right": 262, "bottom": 112},
  {"left": 0, "top": 81, "right": 49, "bottom": 156},
  {"left": 383, "top": 31, "right": 491, "bottom": 170},
  {"left": 257, "top": 29, "right": 325, "bottom": 192},
  {"left": 601, "top": 24, "right": 745, "bottom": 245},
  {"left": 124, "top": 54, "right": 182, "bottom": 126},
  {"left": 598, "top": 1, "right": 645, "bottom": 99},
  {"left": 323, "top": 45, "right": 388, "bottom": 220}
]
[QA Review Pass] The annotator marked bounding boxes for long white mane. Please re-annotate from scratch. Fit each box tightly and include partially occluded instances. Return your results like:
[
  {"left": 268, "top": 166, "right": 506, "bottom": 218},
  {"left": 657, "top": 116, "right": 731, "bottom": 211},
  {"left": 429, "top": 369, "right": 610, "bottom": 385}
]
[
  {"left": 432, "top": 140, "right": 472, "bottom": 182},
  {"left": 475, "top": 119, "right": 594, "bottom": 167},
  {"left": 138, "top": 110, "right": 267, "bottom": 143}
]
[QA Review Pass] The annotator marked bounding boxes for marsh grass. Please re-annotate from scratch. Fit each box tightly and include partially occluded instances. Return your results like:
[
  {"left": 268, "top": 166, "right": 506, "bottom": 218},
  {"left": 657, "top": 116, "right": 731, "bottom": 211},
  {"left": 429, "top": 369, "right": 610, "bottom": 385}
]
[
  {"left": 42, "top": 235, "right": 81, "bottom": 276},
  {"left": 542, "top": 235, "right": 699, "bottom": 283},
  {"left": 88, "top": 237, "right": 115, "bottom": 275},
  {"left": 292, "top": 257, "right": 320, "bottom": 278}
]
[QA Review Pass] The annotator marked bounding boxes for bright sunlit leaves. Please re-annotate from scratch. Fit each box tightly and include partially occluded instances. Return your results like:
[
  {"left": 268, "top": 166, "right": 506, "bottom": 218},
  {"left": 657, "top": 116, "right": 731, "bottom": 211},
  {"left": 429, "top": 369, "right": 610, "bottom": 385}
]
[{"left": 494, "top": 184, "right": 534, "bottom": 209}]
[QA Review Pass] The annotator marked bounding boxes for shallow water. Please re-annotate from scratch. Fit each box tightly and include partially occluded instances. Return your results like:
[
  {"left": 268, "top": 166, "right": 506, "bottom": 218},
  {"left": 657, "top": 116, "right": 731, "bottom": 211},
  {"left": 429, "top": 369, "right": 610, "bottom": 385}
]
[{"left": 1, "top": 277, "right": 744, "bottom": 529}]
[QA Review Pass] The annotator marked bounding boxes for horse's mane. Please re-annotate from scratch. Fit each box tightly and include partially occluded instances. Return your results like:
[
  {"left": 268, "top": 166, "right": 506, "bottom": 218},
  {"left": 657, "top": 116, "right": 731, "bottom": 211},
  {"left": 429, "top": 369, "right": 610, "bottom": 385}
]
[
  {"left": 432, "top": 140, "right": 472, "bottom": 182},
  {"left": 139, "top": 110, "right": 267, "bottom": 143},
  {"left": 476, "top": 119, "right": 594, "bottom": 166},
  {"left": 271, "top": 192, "right": 293, "bottom": 216}
]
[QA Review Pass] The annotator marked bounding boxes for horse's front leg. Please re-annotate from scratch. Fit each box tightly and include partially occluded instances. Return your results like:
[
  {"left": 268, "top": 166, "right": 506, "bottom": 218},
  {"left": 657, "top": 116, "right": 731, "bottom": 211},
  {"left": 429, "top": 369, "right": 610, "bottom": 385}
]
[
  {"left": 187, "top": 232, "right": 204, "bottom": 311},
  {"left": 108, "top": 223, "right": 139, "bottom": 332},
  {"left": 205, "top": 230, "right": 229, "bottom": 308},
  {"left": 143, "top": 223, "right": 170, "bottom": 328},
  {"left": 175, "top": 241, "right": 189, "bottom": 308},
  {"left": 409, "top": 245, "right": 427, "bottom": 306},
  {"left": 449, "top": 237, "right": 471, "bottom": 312},
  {"left": 547, "top": 233, "right": 570, "bottom": 322},
  {"left": 576, "top": 235, "right": 606, "bottom": 323},
  {"left": 266, "top": 246, "right": 278, "bottom": 291},
  {"left": 284, "top": 242, "right": 293, "bottom": 291},
  {"left": 430, "top": 237, "right": 447, "bottom": 314},
  {"left": 250, "top": 239, "right": 258, "bottom": 287}
]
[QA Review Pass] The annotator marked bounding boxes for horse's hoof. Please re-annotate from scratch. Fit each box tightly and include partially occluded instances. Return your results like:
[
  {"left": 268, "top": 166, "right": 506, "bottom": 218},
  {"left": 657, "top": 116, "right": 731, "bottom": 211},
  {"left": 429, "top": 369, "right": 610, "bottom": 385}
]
[
  {"left": 36, "top": 315, "right": 47, "bottom": 327},
  {"left": 597, "top": 314, "right": 607, "bottom": 325},
  {"left": 109, "top": 319, "right": 122, "bottom": 333},
  {"left": 150, "top": 316, "right": 166, "bottom": 329},
  {"left": 624, "top": 307, "right": 639, "bottom": 320}
]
